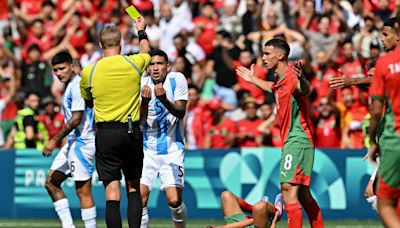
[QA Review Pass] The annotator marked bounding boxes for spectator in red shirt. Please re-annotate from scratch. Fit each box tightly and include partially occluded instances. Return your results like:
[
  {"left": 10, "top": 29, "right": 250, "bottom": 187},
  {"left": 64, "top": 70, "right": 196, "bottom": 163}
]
[
  {"left": 204, "top": 98, "right": 236, "bottom": 149},
  {"left": 314, "top": 97, "right": 341, "bottom": 148},
  {"left": 257, "top": 102, "right": 281, "bottom": 147},
  {"left": 337, "top": 40, "right": 368, "bottom": 105},
  {"left": 339, "top": 88, "right": 368, "bottom": 149},
  {"left": 38, "top": 96, "right": 65, "bottom": 148},
  {"left": 193, "top": 2, "right": 219, "bottom": 56},
  {"left": 185, "top": 84, "right": 208, "bottom": 149},
  {"left": 22, "top": 19, "right": 53, "bottom": 59},
  {"left": 235, "top": 97, "right": 263, "bottom": 147},
  {"left": 222, "top": 48, "right": 267, "bottom": 104}
]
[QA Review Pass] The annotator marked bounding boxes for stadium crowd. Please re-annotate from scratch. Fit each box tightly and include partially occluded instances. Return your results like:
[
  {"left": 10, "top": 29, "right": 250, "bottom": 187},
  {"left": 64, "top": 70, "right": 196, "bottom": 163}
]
[{"left": 0, "top": 0, "right": 399, "bottom": 150}]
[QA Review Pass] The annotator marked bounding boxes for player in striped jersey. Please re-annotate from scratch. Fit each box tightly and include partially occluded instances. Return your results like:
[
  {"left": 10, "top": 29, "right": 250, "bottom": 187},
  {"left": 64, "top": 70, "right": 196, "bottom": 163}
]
[
  {"left": 139, "top": 49, "right": 188, "bottom": 228},
  {"left": 43, "top": 51, "right": 96, "bottom": 228}
]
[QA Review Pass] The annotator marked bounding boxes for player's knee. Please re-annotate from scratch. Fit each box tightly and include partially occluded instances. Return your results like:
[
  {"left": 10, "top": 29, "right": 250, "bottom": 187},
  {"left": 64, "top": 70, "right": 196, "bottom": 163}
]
[
  {"left": 252, "top": 201, "right": 267, "bottom": 214},
  {"left": 76, "top": 186, "right": 91, "bottom": 199},
  {"left": 221, "top": 191, "right": 235, "bottom": 202},
  {"left": 281, "top": 184, "right": 298, "bottom": 204},
  {"left": 167, "top": 197, "right": 182, "bottom": 208},
  {"left": 45, "top": 176, "right": 60, "bottom": 191}
]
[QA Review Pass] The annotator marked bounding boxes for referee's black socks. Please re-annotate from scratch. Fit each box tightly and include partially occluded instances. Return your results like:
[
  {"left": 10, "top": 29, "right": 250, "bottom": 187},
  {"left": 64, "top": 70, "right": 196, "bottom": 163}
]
[
  {"left": 106, "top": 200, "right": 122, "bottom": 228},
  {"left": 127, "top": 191, "right": 142, "bottom": 228}
]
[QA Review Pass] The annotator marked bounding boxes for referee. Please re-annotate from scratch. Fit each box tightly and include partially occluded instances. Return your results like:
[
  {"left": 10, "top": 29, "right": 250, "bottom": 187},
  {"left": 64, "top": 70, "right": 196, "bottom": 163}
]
[{"left": 80, "top": 17, "right": 151, "bottom": 228}]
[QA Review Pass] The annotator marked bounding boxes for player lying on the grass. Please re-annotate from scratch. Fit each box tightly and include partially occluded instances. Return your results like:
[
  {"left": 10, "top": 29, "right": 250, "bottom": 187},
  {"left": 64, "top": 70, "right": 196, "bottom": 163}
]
[{"left": 208, "top": 191, "right": 284, "bottom": 228}]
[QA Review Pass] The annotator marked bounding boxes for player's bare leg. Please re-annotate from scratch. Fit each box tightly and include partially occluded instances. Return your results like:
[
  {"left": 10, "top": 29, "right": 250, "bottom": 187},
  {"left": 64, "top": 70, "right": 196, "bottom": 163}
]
[
  {"left": 299, "top": 186, "right": 324, "bottom": 227},
  {"left": 281, "top": 183, "right": 302, "bottom": 228},
  {"left": 364, "top": 180, "right": 377, "bottom": 211},
  {"left": 140, "top": 184, "right": 151, "bottom": 228},
  {"left": 75, "top": 180, "right": 96, "bottom": 228},
  {"left": 378, "top": 198, "right": 400, "bottom": 227},
  {"left": 220, "top": 191, "right": 244, "bottom": 216},
  {"left": 165, "top": 186, "right": 187, "bottom": 228},
  {"left": 252, "top": 201, "right": 275, "bottom": 228},
  {"left": 45, "top": 170, "right": 68, "bottom": 201},
  {"left": 45, "top": 170, "right": 75, "bottom": 228}
]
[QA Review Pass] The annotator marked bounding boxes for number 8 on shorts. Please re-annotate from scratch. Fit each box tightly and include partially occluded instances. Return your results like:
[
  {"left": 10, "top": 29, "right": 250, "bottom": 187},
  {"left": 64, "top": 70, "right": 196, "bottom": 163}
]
[{"left": 279, "top": 147, "right": 315, "bottom": 186}]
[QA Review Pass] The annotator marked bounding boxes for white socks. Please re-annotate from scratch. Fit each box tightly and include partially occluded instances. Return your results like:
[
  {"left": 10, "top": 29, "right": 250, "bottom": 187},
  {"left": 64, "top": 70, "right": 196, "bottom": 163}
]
[
  {"left": 140, "top": 206, "right": 149, "bottom": 228},
  {"left": 81, "top": 207, "right": 97, "bottom": 228},
  {"left": 366, "top": 195, "right": 377, "bottom": 211},
  {"left": 54, "top": 198, "right": 75, "bottom": 228},
  {"left": 170, "top": 202, "right": 187, "bottom": 225}
]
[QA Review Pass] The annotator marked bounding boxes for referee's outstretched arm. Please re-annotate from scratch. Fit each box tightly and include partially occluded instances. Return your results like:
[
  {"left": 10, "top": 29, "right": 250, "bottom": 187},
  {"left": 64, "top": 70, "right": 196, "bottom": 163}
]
[{"left": 134, "top": 17, "right": 151, "bottom": 54}]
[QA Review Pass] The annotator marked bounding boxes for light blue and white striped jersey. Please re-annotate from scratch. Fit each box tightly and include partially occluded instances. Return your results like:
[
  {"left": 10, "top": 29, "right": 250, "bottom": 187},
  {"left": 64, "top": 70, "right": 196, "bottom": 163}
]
[
  {"left": 141, "top": 72, "right": 188, "bottom": 154},
  {"left": 62, "top": 75, "right": 95, "bottom": 144}
]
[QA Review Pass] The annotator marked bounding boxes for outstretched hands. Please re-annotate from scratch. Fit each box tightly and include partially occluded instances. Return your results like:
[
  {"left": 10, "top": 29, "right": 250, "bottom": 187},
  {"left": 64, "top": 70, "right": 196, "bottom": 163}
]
[{"left": 236, "top": 64, "right": 255, "bottom": 83}]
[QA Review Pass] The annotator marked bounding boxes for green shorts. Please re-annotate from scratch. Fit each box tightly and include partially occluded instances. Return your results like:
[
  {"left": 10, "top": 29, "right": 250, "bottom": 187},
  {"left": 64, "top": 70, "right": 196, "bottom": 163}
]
[
  {"left": 378, "top": 139, "right": 400, "bottom": 199},
  {"left": 280, "top": 147, "right": 314, "bottom": 186},
  {"left": 224, "top": 213, "right": 254, "bottom": 228}
]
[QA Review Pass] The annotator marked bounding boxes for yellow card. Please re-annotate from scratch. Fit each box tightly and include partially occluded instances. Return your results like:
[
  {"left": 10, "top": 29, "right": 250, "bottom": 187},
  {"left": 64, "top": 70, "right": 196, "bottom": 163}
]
[{"left": 125, "top": 5, "right": 141, "bottom": 19}]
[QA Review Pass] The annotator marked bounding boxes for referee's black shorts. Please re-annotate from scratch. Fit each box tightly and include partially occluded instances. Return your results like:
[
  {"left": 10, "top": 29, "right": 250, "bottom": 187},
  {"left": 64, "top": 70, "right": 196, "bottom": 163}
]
[{"left": 95, "top": 122, "right": 143, "bottom": 182}]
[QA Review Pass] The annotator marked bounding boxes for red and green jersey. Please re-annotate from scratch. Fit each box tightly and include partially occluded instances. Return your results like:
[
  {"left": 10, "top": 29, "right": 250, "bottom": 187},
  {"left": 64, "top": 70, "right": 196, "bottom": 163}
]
[
  {"left": 273, "top": 68, "right": 315, "bottom": 149},
  {"left": 370, "top": 46, "right": 400, "bottom": 137}
]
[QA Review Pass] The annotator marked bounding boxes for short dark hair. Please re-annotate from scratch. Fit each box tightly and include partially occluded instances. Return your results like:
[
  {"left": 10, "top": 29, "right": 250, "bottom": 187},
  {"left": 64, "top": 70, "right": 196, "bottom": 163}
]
[
  {"left": 188, "top": 83, "right": 200, "bottom": 92},
  {"left": 28, "top": 43, "right": 41, "bottom": 53},
  {"left": 264, "top": 38, "right": 290, "bottom": 58},
  {"left": 51, "top": 51, "right": 73, "bottom": 66},
  {"left": 150, "top": 49, "right": 169, "bottom": 63},
  {"left": 383, "top": 17, "right": 400, "bottom": 28}
]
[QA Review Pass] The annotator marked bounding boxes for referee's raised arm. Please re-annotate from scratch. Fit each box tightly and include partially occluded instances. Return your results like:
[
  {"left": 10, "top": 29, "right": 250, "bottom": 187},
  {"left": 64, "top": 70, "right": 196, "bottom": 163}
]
[
  {"left": 134, "top": 17, "right": 151, "bottom": 54},
  {"left": 80, "top": 16, "right": 151, "bottom": 228}
]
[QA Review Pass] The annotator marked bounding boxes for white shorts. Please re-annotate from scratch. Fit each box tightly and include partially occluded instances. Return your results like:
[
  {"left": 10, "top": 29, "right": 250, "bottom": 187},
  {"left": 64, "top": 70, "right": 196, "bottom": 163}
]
[
  {"left": 140, "top": 150, "right": 185, "bottom": 191},
  {"left": 50, "top": 139, "right": 95, "bottom": 181}
]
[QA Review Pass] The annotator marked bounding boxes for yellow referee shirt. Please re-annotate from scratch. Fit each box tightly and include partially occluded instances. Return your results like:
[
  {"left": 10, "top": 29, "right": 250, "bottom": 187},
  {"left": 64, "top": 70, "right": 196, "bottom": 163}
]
[{"left": 80, "top": 53, "right": 151, "bottom": 123}]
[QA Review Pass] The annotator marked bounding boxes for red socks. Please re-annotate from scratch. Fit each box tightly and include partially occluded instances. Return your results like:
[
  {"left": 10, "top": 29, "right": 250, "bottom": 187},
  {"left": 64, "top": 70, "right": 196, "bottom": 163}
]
[
  {"left": 285, "top": 203, "right": 302, "bottom": 228},
  {"left": 238, "top": 198, "right": 253, "bottom": 212},
  {"left": 303, "top": 199, "right": 324, "bottom": 228}
]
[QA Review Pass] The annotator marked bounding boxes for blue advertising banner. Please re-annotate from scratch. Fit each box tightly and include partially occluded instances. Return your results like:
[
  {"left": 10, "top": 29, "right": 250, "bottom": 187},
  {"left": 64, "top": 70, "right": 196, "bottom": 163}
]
[{"left": 2, "top": 148, "right": 379, "bottom": 220}]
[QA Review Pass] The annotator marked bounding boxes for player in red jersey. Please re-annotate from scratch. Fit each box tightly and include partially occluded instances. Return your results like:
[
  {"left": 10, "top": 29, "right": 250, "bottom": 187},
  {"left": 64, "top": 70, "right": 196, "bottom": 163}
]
[
  {"left": 368, "top": 20, "right": 400, "bottom": 226},
  {"left": 236, "top": 39, "right": 323, "bottom": 228}
]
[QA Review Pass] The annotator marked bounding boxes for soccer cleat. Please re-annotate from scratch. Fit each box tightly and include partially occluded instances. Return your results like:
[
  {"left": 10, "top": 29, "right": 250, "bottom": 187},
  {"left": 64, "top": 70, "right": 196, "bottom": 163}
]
[{"left": 274, "top": 193, "right": 284, "bottom": 221}]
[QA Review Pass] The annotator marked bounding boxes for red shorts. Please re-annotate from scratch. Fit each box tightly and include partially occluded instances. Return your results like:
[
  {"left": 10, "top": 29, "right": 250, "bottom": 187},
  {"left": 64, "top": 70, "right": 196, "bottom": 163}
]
[{"left": 377, "top": 177, "right": 400, "bottom": 199}]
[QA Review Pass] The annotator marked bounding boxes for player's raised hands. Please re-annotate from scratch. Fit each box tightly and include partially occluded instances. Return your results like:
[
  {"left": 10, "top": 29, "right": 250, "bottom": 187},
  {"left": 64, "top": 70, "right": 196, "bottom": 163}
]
[
  {"left": 329, "top": 69, "right": 353, "bottom": 89},
  {"left": 134, "top": 16, "right": 147, "bottom": 31},
  {"left": 154, "top": 83, "right": 167, "bottom": 103},
  {"left": 292, "top": 61, "right": 304, "bottom": 78},
  {"left": 43, "top": 138, "right": 57, "bottom": 157},
  {"left": 141, "top": 85, "right": 152, "bottom": 103},
  {"left": 236, "top": 64, "right": 255, "bottom": 83},
  {"left": 367, "top": 142, "right": 381, "bottom": 166}
]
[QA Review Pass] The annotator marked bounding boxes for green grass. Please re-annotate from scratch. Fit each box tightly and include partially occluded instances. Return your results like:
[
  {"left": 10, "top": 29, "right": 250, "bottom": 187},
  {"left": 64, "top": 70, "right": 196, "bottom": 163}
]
[{"left": 0, "top": 219, "right": 383, "bottom": 228}]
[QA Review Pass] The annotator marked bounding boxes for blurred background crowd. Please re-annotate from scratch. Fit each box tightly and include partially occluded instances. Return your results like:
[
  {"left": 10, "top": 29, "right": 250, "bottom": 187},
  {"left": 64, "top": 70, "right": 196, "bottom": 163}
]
[{"left": 0, "top": 0, "right": 398, "bottom": 150}]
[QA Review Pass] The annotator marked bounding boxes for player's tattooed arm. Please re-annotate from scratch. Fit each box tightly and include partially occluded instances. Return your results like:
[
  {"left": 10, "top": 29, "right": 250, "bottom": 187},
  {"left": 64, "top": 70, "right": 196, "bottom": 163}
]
[
  {"left": 43, "top": 111, "right": 83, "bottom": 156},
  {"left": 140, "top": 85, "right": 151, "bottom": 126}
]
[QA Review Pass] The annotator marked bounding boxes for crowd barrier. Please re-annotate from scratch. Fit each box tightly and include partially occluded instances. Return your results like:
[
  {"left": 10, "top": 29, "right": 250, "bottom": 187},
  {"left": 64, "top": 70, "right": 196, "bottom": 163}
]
[{"left": 0, "top": 148, "right": 379, "bottom": 220}]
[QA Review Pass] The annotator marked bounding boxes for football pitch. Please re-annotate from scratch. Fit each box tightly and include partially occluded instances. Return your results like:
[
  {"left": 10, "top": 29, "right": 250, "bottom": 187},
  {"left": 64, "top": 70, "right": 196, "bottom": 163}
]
[{"left": 0, "top": 219, "right": 383, "bottom": 228}]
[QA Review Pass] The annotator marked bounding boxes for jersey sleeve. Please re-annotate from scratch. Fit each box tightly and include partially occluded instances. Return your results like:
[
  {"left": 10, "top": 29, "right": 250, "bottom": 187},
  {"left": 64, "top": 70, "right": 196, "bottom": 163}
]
[
  {"left": 72, "top": 80, "right": 85, "bottom": 112},
  {"left": 369, "top": 58, "right": 386, "bottom": 101},
  {"left": 128, "top": 53, "right": 151, "bottom": 73},
  {"left": 80, "top": 65, "right": 93, "bottom": 101},
  {"left": 173, "top": 73, "right": 189, "bottom": 101}
]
